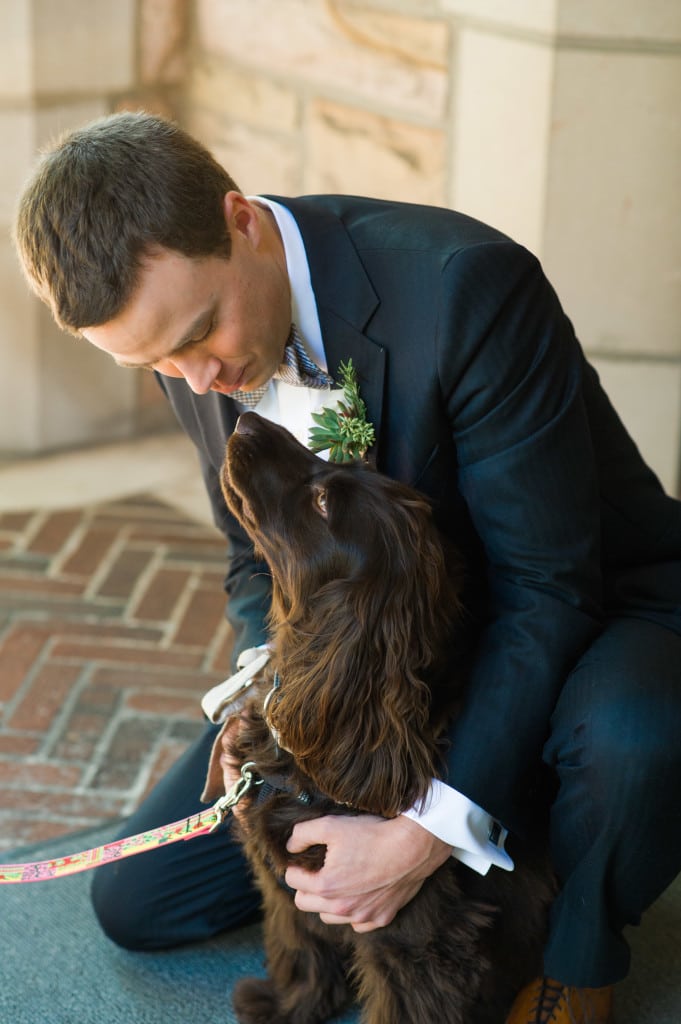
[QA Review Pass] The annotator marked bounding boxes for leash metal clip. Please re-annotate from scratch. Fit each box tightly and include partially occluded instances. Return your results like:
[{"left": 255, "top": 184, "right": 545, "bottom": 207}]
[{"left": 209, "top": 761, "right": 262, "bottom": 833}]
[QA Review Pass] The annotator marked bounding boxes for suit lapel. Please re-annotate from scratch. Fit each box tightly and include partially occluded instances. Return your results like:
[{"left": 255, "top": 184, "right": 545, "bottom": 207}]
[{"left": 269, "top": 195, "right": 387, "bottom": 457}]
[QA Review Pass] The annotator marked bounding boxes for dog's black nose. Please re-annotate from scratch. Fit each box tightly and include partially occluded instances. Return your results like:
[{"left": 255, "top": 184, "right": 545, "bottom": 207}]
[{"left": 235, "top": 412, "right": 261, "bottom": 435}]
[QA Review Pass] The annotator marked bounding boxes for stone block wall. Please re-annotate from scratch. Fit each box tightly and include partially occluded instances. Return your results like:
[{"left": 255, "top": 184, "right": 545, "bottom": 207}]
[
  {"left": 0, "top": 0, "right": 187, "bottom": 455},
  {"left": 2, "top": 0, "right": 680, "bottom": 495},
  {"left": 187, "top": 1, "right": 450, "bottom": 204}
]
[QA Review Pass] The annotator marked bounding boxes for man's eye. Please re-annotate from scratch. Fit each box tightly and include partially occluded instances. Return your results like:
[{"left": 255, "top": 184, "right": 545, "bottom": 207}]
[
  {"left": 193, "top": 318, "right": 216, "bottom": 344},
  {"left": 314, "top": 488, "right": 328, "bottom": 517}
]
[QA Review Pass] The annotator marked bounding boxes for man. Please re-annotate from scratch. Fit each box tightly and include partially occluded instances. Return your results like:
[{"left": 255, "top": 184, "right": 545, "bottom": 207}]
[{"left": 13, "top": 111, "right": 681, "bottom": 1023}]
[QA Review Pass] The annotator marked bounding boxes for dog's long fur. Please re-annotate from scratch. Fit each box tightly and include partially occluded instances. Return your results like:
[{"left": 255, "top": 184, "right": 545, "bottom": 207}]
[{"left": 212, "top": 412, "right": 554, "bottom": 1024}]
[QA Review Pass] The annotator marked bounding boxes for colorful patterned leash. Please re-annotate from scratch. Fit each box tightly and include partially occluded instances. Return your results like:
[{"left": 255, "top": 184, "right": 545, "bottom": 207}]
[{"left": 0, "top": 761, "right": 261, "bottom": 885}]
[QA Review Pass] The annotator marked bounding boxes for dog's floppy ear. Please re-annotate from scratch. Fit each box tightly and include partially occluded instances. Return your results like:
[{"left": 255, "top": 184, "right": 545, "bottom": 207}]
[
  {"left": 268, "top": 496, "right": 462, "bottom": 818},
  {"left": 268, "top": 590, "right": 435, "bottom": 817}
]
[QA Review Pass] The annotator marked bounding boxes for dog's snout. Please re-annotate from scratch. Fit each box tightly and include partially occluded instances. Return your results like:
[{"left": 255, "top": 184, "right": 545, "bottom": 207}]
[{"left": 235, "top": 412, "right": 260, "bottom": 436}]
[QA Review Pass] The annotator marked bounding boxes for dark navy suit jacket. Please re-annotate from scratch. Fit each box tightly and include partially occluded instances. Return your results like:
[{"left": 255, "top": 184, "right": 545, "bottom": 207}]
[{"left": 159, "top": 195, "right": 681, "bottom": 830}]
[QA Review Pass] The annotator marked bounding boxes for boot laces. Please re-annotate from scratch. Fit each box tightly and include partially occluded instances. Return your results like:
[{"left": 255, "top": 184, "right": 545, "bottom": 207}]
[{"left": 531, "top": 977, "right": 583, "bottom": 1024}]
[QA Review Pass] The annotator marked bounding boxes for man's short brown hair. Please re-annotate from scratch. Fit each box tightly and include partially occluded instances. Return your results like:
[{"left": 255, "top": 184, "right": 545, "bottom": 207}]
[{"left": 13, "top": 111, "right": 240, "bottom": 333}]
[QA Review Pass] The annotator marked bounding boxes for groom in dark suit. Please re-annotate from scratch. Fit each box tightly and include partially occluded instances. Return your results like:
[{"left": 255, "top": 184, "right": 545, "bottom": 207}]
[{"left": 14, "top": 111, "right": 681, "bottom": 1024}]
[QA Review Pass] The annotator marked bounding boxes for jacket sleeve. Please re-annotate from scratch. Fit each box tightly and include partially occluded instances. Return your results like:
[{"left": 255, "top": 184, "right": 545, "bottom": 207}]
[
  {"left": 436, "top": 241, "right": 605, "bottom": 826},
  {"left": 155, "top": 374, "right": 272, "bottom": 669},
  {"left": 198, "top": 452, "right": 272, "bottom": 668}
]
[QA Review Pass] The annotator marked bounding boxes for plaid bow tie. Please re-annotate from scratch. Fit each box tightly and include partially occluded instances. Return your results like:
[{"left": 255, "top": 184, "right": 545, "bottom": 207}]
[{"left": 230, "top": 326, "right": 335, "bottom": 408}]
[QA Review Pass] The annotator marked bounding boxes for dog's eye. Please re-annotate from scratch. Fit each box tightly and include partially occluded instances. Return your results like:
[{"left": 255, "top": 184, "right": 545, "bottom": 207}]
[{"left": 313, "top": 487, "right": 328, "bottom": 517}]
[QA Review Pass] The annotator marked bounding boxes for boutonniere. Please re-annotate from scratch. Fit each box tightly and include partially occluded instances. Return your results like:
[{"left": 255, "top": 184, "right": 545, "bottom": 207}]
[{"left": 308, "top": 359, "right": 376, "bottom": 463}]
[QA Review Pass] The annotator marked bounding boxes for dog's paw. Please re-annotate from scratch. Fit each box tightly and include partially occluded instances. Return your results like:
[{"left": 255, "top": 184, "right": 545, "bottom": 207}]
[{"left": 233, "top": 977, "right": 285, "bottom": 1024}]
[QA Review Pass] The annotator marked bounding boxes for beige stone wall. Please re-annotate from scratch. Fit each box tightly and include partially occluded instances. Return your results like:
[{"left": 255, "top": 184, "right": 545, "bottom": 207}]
[
  {"left": 2, "top": 0, "right": 680, "bottom": 495},
  {"left": 0, "top": 0, "right": 186, "bottom": 454},
  {"left": 187, "top": 1, "right": 450, "bottom": 202}
]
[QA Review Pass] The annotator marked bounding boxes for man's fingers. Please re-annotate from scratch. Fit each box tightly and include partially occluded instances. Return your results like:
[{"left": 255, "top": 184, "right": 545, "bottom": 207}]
[{"left": 286, "top": 816, "right": 333, "bottom": 854}]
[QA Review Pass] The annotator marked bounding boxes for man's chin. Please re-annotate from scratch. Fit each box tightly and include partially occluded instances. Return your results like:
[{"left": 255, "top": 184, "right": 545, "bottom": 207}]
[{"left": 214, "top": 377, "right": 266, "bottom": 397}]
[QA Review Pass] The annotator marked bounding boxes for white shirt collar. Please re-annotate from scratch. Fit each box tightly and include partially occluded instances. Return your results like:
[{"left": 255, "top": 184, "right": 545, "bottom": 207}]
[{"left": 249, "top": 196, "right": 327, "bottom": 372}]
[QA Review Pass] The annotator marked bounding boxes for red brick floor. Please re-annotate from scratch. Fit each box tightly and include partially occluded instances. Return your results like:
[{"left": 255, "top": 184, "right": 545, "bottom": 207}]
[{"left": 0, "top": 495, "right": 235, "bottom": 853}]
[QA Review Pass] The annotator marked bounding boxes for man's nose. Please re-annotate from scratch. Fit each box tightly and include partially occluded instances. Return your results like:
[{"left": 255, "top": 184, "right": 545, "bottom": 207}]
[{"left": 169, "top": 352, "right": 221, "bottom": 394}]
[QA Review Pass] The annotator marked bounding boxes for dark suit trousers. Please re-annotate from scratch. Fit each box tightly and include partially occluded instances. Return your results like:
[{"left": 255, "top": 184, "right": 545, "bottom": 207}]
[
  {"left": 542, "top": 615, "right": 681, "bottom": 986},
  {"left": 91, "top": 616, "right": 681, "bottom": 988}
]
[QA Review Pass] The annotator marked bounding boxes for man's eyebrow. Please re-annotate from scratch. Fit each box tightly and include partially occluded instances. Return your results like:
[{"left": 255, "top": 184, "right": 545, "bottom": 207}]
[{"left": 115, "top": 306, "right": 216, "bottom": 370}]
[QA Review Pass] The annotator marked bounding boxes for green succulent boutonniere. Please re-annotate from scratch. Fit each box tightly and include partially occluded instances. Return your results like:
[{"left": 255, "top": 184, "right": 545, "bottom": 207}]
[{"left": 308, "top": 359, "right": 376, "bottom": 463}]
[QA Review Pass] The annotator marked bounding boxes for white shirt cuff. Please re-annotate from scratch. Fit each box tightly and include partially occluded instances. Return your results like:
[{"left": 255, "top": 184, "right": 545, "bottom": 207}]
[{"left": 401, "top": 778, "right": 514, "bottom": 876}]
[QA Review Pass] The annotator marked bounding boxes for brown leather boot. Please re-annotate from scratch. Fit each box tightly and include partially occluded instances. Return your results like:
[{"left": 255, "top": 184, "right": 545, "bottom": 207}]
[{"left": 506, "top": 976, "right": 615, "bottom": 1023}]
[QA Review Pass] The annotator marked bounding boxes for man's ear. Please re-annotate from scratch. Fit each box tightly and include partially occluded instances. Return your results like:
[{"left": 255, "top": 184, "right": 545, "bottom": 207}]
[{"left": 222, "top": 191, "right": 261, "bottom": 247}]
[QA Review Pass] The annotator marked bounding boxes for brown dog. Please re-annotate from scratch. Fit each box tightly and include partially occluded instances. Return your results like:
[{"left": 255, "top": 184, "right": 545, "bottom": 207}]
[{"left": 207, "top": 411, "right": 554, "bottom": 1024}]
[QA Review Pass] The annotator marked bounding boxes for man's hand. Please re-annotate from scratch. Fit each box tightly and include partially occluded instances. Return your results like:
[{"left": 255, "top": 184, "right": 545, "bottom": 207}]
[
  {"left": 218, "top": 716, "right": 250, "bottom": 823},
  {"left": 284, "top": 814, "right": 452, "bottom": 932}
]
